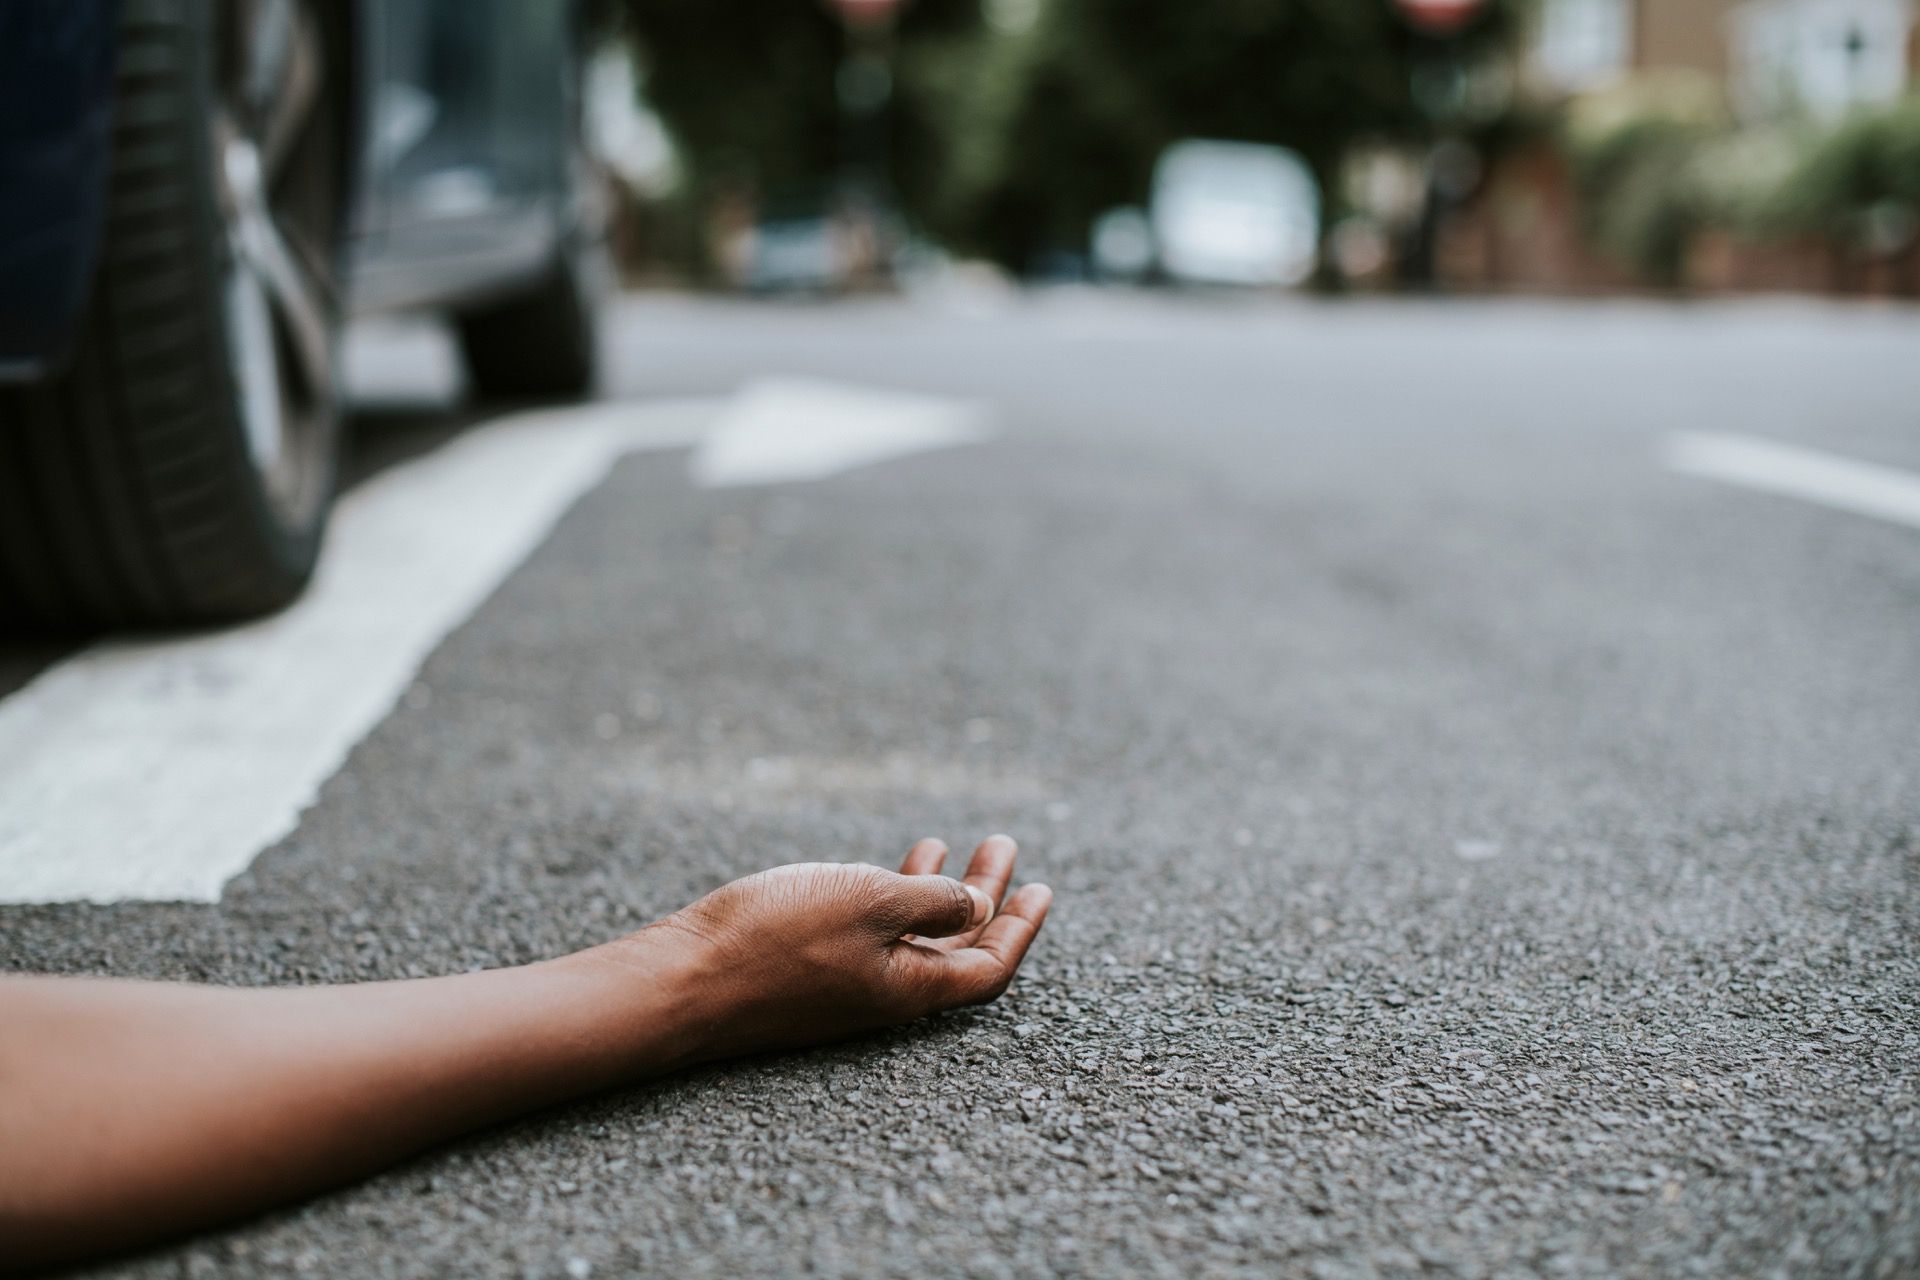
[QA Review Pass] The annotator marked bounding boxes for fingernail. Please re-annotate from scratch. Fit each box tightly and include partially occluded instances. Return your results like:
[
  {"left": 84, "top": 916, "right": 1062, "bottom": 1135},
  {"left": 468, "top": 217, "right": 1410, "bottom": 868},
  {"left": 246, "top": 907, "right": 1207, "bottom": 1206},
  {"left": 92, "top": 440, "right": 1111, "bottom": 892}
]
[{"left": 964, "top": 884, "right": 994, "bottom": 927}]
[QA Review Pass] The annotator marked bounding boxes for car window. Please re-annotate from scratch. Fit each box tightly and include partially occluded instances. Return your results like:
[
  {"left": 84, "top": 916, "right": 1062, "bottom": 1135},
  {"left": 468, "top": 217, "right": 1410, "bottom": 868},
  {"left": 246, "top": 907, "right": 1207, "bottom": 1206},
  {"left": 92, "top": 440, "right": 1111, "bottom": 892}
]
[{"left": 376, "top": 0, "right": 569, "bottom": 222}]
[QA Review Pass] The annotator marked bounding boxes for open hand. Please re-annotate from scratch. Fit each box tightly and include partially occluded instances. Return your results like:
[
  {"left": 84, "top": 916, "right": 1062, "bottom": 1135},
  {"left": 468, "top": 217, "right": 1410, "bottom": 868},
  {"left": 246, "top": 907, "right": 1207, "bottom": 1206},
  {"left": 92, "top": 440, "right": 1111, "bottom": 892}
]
[{"left": 639, "top": 835, "right": 1052, "bottom": 1062}]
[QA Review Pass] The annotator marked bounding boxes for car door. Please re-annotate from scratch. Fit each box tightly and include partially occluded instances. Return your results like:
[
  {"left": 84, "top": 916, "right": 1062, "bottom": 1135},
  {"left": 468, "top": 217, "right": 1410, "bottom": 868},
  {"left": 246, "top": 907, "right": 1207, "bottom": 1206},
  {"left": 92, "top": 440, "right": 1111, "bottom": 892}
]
[{"left": 351, "top": 0, "right": 572, "bottom": 314}]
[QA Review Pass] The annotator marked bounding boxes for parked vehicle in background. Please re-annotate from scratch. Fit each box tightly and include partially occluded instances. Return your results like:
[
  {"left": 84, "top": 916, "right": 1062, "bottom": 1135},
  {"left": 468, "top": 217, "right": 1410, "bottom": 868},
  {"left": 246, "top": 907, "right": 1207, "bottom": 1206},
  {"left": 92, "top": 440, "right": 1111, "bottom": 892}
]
[
  {"left": 0, "top": 0, "right": 602, "bottom": 630},
  {"left": 1150, "top": 139, "right": 1321, "bottom": 288},
  {"left": 748, "top": 211, "right": 849, "bottom": 294},
  {"left": 1090, "top": 206, "right": 1155, "bottom": 284},
  {"left": 739, "top": 184, "right": 900, "bottom": 295}
]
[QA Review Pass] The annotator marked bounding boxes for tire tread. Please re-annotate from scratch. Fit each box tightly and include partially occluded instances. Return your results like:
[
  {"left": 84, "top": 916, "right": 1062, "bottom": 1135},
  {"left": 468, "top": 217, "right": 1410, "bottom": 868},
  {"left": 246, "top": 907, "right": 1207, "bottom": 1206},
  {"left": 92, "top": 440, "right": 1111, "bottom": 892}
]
[{"left": 0, "top": 0, "right": 341, "bottom": 631}]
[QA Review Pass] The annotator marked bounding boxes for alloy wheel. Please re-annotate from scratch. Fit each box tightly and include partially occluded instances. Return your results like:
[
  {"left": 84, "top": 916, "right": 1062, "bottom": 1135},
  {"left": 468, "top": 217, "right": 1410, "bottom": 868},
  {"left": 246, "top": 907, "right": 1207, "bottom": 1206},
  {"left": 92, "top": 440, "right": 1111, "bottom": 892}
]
[{"left": 212, "top": 0, "right": 337, "bottom": 531}]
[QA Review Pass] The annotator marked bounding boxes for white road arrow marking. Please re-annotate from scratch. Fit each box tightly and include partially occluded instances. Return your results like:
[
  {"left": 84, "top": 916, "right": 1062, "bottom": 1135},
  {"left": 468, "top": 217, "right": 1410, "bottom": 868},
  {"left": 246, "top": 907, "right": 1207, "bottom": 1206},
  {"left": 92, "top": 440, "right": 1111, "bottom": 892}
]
[{"left": 691, "top": 378, "right": 992, "bottom": 489}]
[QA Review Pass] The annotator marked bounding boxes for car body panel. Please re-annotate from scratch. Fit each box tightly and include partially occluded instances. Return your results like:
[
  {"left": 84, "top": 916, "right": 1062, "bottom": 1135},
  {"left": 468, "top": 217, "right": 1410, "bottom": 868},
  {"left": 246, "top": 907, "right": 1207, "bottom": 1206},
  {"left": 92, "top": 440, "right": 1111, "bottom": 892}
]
[
  {"left": 0, "top": 0, "right": 121, "bottom": 380},
  {"left": 0, "top": 0, "right": 586, "bottom": 383},
  {"left": 345, "top": 0, "right": 583, "bottom": 314}
]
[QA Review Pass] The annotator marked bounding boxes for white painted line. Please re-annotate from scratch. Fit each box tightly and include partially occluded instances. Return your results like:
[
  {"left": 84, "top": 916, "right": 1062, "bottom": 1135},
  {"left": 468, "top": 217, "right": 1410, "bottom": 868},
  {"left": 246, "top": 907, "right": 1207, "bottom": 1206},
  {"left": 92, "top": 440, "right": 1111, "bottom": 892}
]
[
  {"left": 1665, "top": 432, "right": 1920, "bottom": 531},
  {"left": 691, "top": 377, "right": 992, "bottom": 489},
  {"left": 0, "top": 398, "right": 720, "bottom": 905}
]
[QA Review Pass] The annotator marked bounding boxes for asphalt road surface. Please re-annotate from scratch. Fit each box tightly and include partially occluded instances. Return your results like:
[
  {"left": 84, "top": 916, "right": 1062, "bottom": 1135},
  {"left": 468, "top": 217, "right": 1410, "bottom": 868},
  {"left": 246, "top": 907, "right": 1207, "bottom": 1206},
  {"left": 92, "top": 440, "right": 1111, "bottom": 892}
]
[{"left": 5, "top": 292, "right": 1920, "bottom": 1279}]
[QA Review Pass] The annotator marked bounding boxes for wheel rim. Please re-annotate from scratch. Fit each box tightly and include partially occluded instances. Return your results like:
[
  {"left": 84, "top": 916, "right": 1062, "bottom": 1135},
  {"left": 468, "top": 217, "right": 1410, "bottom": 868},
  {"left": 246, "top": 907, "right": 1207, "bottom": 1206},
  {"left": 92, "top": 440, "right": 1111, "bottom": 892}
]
[{"left": 212, "top": 0, "right": 336, "bottom": 531}]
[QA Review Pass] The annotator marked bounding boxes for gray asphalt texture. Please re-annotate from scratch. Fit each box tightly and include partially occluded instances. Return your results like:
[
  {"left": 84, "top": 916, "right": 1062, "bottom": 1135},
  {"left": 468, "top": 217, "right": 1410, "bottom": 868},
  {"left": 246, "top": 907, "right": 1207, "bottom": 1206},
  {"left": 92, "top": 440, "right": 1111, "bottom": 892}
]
[{"left": 5, "top": 294, "right": 1920, "bottom": 1279}]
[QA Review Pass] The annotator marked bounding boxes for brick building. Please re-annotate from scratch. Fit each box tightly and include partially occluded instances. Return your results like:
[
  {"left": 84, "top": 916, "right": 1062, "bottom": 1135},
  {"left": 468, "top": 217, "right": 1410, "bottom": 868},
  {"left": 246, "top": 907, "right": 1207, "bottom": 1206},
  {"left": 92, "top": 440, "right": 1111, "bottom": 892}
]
[
  {"left": 1531, "top": 0, "right": 1916, "bottom": 115},
  {"left": 1435, "top": 0, "right": 1920, "bottom": 293}
]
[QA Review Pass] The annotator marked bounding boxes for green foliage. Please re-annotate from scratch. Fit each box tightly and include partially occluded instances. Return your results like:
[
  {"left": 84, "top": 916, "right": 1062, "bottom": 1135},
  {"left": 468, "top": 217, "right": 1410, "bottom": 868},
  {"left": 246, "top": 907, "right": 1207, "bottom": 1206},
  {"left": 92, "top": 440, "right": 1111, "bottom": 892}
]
[
  {"left": 932, "top": 0, "right": 1518, "bottom": 265},
  {"left": 1563, "top": 84, "right": 1920, "bottom": 284},
  {"left": 1561, "top": 73, "right": 1722, "bottom": 284},
  {"left": 618, "top": 0, "right": 981, "bottom": 217},
  {"left": 621, "top": 0, "right": 837, "bottom": 192},
  {"left": 1684, "top": 129, "right": 1804, "bottom": 237},
  {"left": 619, "top": 0, "right": 1517, "bottom": 271},
  {"left": 1769, "top": 97, "right": 1920, "bottom": 237}
]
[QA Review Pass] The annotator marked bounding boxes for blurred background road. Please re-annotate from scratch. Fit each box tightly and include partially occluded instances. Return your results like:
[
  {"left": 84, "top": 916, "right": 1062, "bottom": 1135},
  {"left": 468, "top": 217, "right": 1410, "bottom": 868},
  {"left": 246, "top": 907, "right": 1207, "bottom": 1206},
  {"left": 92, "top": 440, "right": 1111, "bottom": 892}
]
[{"left": 4, "top": 291, "right": 1918, "bottom": 1277}]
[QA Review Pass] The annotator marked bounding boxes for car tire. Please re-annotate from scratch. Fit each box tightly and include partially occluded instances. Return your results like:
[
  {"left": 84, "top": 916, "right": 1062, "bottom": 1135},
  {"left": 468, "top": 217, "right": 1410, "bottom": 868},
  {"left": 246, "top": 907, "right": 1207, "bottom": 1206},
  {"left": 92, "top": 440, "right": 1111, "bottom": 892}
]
[
  {"left": 0, "top": 0, "right": 347, "bottom": 631},
  {"left": 455, "top": 238, "right": 602, "bottom": 401}
]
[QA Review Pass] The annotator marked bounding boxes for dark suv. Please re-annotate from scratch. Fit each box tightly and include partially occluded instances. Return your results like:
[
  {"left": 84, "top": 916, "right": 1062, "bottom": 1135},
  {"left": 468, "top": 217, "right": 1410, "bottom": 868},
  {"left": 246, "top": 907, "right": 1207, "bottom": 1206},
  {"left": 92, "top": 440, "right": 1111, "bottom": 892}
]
[{"left": 0, "top": 0, "right": 602, "bottom": 629}]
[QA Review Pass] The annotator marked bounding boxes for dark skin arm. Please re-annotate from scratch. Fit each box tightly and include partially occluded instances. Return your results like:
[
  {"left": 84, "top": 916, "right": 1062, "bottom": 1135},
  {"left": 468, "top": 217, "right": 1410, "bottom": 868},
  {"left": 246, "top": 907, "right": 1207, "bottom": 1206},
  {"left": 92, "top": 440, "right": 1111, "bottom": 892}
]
[{"left": 0, "top": 836, "right": 1050, "bottom": 1271}]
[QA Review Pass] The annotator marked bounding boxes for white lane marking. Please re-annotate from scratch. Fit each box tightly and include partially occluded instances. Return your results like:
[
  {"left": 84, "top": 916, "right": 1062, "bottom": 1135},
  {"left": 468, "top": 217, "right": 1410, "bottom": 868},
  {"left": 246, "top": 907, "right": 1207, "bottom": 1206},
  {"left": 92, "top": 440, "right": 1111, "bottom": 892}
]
[
  {"left": 0, "top": 398, "right": 720, "bottom": 905},
  {"left": 691, "top": 377, "right": 992, "bottom": 489},
  {"left": 1666, "top": 433, "right": 1920, "bottom": 531}
]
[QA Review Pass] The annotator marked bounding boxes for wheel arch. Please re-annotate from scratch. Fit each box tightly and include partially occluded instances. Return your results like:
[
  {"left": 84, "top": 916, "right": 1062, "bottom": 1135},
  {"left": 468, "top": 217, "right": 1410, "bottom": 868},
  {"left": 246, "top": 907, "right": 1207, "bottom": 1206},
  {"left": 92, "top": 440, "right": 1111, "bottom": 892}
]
[{"left": 0, "top": 0, "right": 125, "bottom": 382}]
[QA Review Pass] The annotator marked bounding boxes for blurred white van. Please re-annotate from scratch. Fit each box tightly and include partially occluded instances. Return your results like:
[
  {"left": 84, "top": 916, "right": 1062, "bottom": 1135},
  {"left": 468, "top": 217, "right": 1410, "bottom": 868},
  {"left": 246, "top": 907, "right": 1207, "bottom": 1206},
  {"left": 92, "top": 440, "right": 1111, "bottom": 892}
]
[{"left": 1150, "top": 140, "right": 1321, "bottom": 287}]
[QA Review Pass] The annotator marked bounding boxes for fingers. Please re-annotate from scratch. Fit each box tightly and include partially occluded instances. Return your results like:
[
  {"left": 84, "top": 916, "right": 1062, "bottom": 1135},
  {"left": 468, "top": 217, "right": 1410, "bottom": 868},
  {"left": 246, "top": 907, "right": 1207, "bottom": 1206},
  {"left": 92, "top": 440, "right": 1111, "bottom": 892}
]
[
  {"left": 898, "top": 836, "right": 1014, "bottom": 951},
  {"left": 898, "top": 838, "right": 949, "bottom": 878},
  {"left": 875, "top": 871, "right": 990, "bottom": 940},
  {"left": 912, "top": 835, "right": 1020, "bottom": 952},
  {"left": 970, "top": 882, "right": 1051, "bottom": 978},
  {"left": 959, "top": 835, "right": 1018, "bottom": 917},
  {"left": 895, "top": 882, "right": 1053, "bottom": 1011}
]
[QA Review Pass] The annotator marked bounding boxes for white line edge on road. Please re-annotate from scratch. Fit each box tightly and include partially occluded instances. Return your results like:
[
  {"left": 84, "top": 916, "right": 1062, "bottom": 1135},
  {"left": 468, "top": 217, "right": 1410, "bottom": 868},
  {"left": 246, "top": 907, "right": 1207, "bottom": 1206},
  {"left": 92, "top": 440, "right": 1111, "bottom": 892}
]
[
  {"left": 0, "top": 398, "right": 718, "bottom": 905},
  {"left": 1665, "top": 432, "right": 1920, "bottom": 532}
]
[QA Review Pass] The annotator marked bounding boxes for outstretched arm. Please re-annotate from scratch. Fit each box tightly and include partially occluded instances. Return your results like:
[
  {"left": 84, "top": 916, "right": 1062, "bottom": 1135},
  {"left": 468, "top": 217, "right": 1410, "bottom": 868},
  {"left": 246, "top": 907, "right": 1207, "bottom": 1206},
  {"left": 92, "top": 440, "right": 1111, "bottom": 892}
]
[{"left": 0, "top": 836, "right": 1049, "bottom": 1270}]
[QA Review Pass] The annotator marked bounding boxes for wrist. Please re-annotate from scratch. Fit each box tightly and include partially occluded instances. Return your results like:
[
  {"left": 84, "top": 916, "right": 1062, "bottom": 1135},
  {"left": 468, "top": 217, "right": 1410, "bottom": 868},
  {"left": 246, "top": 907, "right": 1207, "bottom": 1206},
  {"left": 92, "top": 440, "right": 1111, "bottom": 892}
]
[{"left": 558, "top": 920, "right": 731, "bottom": 1076}]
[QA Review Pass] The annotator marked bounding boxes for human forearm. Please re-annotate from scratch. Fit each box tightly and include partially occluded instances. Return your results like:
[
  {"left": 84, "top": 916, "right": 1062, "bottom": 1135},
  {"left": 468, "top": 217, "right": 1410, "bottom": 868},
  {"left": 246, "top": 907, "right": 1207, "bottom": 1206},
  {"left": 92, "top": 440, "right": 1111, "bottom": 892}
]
[{"left": 0, "top": 938, "right": 701, "bottom": 1267}]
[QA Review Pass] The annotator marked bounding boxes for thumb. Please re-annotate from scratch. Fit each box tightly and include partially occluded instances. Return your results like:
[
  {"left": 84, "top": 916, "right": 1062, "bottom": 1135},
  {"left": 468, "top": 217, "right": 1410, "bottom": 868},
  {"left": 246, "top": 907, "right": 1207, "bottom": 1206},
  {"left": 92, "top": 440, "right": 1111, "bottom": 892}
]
[{"left": 875, "top": 872, "right": 993, "bottom": 939}]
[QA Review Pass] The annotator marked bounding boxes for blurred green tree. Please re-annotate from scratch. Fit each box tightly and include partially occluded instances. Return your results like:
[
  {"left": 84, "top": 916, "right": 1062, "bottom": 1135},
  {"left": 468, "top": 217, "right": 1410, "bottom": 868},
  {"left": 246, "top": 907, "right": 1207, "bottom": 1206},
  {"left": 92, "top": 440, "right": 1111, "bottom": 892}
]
[
  {"left": 619, "top": 0, "right": 1511, "bottom": 270},
  {"left": 931, "top": 0, "right": 1440, "bottom": 265},
  {"left": 618, "top": 0, "right": 982, "bottom": 247}
]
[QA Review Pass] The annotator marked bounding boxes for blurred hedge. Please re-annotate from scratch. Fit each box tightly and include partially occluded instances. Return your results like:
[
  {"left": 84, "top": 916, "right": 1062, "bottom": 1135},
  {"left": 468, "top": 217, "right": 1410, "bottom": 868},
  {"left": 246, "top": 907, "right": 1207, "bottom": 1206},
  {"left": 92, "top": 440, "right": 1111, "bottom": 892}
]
[
  {"left": 1770, "top": 98, "right": 1920, "bottom": 251},
  {"left": 1564, "top": 80, "right": 1920, "bottom": 284}
]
